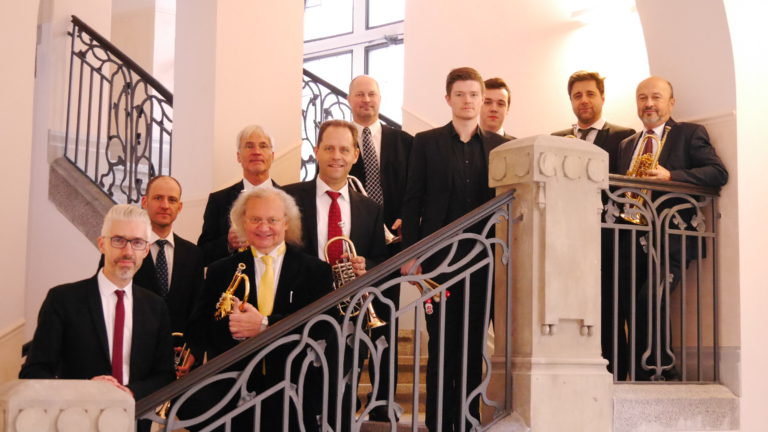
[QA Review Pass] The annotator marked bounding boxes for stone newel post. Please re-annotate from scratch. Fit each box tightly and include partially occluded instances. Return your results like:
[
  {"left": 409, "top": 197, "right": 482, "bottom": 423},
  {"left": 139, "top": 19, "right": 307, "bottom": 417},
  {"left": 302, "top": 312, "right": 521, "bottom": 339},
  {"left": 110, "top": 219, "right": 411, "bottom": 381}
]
[{"left": 489, "top": 135, "right": 612, "bottom": 431}]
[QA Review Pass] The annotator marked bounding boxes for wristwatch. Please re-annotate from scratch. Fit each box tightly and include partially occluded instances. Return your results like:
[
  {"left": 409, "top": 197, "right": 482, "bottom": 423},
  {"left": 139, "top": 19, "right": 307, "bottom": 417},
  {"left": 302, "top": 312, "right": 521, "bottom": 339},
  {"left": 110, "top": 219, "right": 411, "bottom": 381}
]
[{"left": 261, "top": 316, "right": 269, "bottom": 331}]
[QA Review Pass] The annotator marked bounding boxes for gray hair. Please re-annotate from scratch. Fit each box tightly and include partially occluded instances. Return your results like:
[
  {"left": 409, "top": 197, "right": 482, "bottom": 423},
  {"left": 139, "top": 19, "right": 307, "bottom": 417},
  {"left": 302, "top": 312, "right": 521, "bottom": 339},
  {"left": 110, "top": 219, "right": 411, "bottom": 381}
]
[
  {"left": 229, "top": 187, "right": 303, "bottom": 247},
  {"left": 101, "top": 204, "right": 151, "bottom": 240},
  {"left": 236, "top": 124, "right": 275, "bottom": 151}
]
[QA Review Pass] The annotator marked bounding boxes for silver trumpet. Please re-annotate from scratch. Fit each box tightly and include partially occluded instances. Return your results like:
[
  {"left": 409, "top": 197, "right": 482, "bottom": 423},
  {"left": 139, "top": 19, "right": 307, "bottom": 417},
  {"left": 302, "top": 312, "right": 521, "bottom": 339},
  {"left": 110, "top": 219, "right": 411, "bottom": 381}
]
[
  {"left": 347, "top": 175, "right": 400, "bottom": 245},
  {"left": 324, "top": 235, "right": 386, "bottom": 329}
]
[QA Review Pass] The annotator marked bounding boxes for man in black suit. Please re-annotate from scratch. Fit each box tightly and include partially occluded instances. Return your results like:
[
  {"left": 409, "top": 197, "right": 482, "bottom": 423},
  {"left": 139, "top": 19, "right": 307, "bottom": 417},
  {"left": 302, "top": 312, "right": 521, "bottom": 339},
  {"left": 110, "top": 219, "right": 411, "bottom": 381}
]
[
  {"left": 21, "top": 204, "right": 174, "bottom": 402},
  {"left": 197, "top": 124, "right": 280, "bottom": 265},
  {"left": 347, "top": 75, "right": 413, "bottom": 421},
  {"left": 186, "top": 187, "right": 334, "bottom": 431},
  {"left": 283, "top": 119, "right": 389, "bottom": 429},
  {"left": 552, "top": 70, "right": 635, "bottom": 173},
  {"left": 136, "top": 175, "right": 204, "bottom": 376},
  {"left": 480, "top": 77, "right": 516, "bottom": 140},
  {"left": 615, "top": 76, "right": 728, "bottom": 380},
  {"left": 552, "top": 71, "right": 635, "bottom": 378},
  {"left": 401, "top": 67, "right": 506, "bottom": 432}
]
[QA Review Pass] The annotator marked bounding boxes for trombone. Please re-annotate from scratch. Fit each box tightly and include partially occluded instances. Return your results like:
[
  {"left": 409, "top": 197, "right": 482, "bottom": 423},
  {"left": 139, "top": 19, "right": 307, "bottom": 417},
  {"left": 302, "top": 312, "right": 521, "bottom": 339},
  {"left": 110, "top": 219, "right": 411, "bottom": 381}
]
[
  {"left": 214, "top": 263, "right": 250, "bottom": 320},
  {"left": 325, "top": 236, "right": 386, "bottom": 329}
]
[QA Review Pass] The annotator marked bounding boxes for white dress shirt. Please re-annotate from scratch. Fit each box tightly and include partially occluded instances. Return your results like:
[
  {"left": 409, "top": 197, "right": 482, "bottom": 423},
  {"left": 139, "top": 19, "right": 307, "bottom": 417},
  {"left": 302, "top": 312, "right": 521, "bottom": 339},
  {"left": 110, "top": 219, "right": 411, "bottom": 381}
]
[
  {"left": 97, "top": 270, "right": 133, "bottom": 385},
  {"left": 572, "top": 117, "right": 606, "bottom": 144},
  {"left": 251, "top": 242, "right": 287, "bottom": 306},
  {"left": 315, "top": 178, "right": 352, "bottom": 260},
  {"left": 243, "top": 177, "right": 274, "bottom": 192}
]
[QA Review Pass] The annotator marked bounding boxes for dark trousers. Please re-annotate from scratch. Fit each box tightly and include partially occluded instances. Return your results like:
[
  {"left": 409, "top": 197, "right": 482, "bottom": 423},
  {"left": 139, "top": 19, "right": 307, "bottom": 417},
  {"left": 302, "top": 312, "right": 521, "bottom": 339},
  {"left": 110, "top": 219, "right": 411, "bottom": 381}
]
[{"left": 424, "top": 270, "right": 489, "bottom": 432}]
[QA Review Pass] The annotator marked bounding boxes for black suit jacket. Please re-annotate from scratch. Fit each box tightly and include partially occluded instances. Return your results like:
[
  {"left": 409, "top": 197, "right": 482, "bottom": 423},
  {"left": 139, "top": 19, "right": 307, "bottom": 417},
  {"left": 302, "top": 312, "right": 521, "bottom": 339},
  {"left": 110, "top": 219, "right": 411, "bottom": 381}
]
[
  {"left": 282, "top": 180, "right": 389, "bottom": 269},
  {"left": 616, "top": 119, "right": 728, "bottom": 187},
  {"left": 197, "top": 180, "right": 281, "bottom": 265},
  {"left": 132, "top": 234, "right": 204, "bottom": 334},
  {"left": 20, "top": 276, "right": 174, "bottom": 400},
  {"left": 401, "top": 123, "right": 506, "bottom": 248},
  {"left": 553, "top": 122, "right": 636, "bottom": 174},
  {"left": 349, "top": 124, "right": 414, "bottom": 229},
  {"left": 187, "top": 245, "right": 333, "bottom": 360}
]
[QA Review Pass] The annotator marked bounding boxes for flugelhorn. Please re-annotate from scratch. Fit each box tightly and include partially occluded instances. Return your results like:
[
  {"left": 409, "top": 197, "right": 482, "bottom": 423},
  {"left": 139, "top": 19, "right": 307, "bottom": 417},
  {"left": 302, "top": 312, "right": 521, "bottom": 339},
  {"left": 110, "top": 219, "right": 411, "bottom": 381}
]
[
  {"left": 156, "top": 332, "right": 192, "bottom": 418},
  {"left": 347, "top": 175, "right": 400, "bottom": 245},
  {"left": 214, "top": 263, "right": 250, "bottom": 320},
  {"left": 620, "top": 125, "right": 671, "bottom": 225},
  {"left": 325, "top": 236, "right": 386, "bottom": 329}
]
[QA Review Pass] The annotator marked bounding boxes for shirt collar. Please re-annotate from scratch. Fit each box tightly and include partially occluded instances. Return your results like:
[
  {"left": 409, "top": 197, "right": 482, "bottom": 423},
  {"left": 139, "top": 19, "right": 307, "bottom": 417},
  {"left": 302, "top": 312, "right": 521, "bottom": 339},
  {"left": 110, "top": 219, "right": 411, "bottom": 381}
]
[
  {"left": 149, "top": 230, "right": 175, "bottom": 248},
  {"left": 573, "top": 117, "right": 606, "bottom": 133},
  {"left": 316, "top": 177, "right": 351, "bottom": 202},
  {"left": 243, "top": 177, "right": 273, "bottom": 191},
  {"left": 448, "top": 122, "right": 482, "bottom": 141},
  {"left": 353, "top": 120, "right": 382, "bottom": 138},
  {"left": 250, "top": 242, "right": 287, "bottom": 259},
  {"left": 98, "top": 268, "right": 133, "bottom": 297}
]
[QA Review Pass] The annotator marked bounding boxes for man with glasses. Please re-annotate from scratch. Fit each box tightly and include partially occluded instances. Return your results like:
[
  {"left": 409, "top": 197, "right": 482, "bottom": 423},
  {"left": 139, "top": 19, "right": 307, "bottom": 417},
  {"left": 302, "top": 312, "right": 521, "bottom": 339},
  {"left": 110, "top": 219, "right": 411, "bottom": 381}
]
[
  {"left": 186, "top": 187, "right": 333, "bottom": 430},
  {"left": 198, "top": 124, "right": 280, "bottom": 265},
  {"left": 21, "top": 205, "right": 174, "bottom": 403}
]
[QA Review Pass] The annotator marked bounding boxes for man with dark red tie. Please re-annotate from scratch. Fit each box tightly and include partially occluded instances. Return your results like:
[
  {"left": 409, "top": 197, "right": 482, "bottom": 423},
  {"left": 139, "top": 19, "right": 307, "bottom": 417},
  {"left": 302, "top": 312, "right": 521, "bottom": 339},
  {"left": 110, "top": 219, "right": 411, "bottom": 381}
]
[{"left": 21, "top": 204, "right": 174, "bottom": 401}]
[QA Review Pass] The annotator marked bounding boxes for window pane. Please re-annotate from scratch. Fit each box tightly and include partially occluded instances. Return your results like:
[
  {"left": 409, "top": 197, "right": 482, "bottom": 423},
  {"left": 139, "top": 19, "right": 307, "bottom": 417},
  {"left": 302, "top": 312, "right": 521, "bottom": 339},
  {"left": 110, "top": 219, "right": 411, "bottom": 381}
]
[
  {"left": 367, "top": 0, "right": 405, "bottom": 28},
  {"left": 304, "top": 0, "right": 353, "bottom": 41},
  {"left": 304, "top": 52, "right": 352, "bottom": 91},
  {"left": 366, "top": 43, "right": 403, "bottom": 123}
]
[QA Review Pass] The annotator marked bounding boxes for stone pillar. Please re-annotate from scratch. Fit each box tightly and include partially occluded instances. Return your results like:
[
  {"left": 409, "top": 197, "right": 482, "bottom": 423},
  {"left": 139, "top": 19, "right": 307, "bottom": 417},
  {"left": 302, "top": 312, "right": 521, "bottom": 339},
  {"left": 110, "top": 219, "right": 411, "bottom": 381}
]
[
  {"left": 0, "top": 380, "right": 133, "bottom": 431},
  {"left": 488, "top": 135, "right": 612, "bottom": 431}
]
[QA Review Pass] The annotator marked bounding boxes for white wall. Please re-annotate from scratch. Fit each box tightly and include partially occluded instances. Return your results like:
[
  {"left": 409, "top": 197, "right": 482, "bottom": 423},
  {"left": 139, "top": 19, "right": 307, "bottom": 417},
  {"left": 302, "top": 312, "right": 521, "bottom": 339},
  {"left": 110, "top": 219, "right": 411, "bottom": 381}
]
[
  {"left": 403, "top": 0, "right": 648, "bottom": 136},
  {"left": 724, "top": 0, "right": 768, "bottom": 429}
]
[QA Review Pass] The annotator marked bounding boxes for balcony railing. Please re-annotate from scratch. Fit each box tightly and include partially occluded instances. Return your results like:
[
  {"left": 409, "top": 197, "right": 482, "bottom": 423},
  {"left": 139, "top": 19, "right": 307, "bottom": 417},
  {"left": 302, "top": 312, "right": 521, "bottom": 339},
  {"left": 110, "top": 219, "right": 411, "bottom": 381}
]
[
  {"left": 64, "top": 15, "right": 173, "bottom": 204},
  {"left": 602, "top": 174, "right": 720, "bottom": 382},
  {"left": 301, "top": 68, "right": 401, "bottom": 181},
  {"left": 135, "top": 190, "right": 516, "bottom": 431}
]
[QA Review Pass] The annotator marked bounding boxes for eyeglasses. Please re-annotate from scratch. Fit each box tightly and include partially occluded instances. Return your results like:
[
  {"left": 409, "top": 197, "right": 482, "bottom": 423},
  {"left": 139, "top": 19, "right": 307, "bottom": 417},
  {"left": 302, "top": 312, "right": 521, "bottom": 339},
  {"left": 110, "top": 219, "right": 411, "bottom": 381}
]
[
  {"left": 109, "top": 236, "right": 148, "bottom": 250},
  {"left": 245, "top": 217, "right": 283, "bottom": 226},
  {"left": 242, "top": 142, "right": 272, "bottom": 151}
]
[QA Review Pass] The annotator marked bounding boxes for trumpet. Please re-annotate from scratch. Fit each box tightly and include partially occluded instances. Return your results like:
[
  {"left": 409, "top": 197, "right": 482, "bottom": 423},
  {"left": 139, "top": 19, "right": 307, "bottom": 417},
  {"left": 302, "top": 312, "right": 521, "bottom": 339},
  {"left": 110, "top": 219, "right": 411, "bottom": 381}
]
[
  {"left": 347, "top": 175, "right": 400, "bottom": 245},
  {"left": 214, "top": 263, "right": 250, "bottom": 320},
  {"left": 325, "top": 236, "right": 386, "bottom": 329},
  {"left": 156, "top": 332, "right": 192, "bottom": 418},
  {"left": 620, "top": 126, "right": 671, "bottom": 225}
]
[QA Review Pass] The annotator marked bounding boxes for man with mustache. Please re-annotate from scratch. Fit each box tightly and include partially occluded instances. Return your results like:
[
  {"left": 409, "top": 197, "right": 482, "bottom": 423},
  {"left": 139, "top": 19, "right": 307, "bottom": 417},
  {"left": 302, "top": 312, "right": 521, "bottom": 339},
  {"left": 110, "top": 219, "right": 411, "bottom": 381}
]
[
  {"left": 21, "top": 205, "right": 174, "bottom": 408},
  {"left": 480, "top": 77, "right": 516, "bottom": 140},
  {"left": 198, "top": 124, "right": 280, "bottom": 265},
  {"left": 401, "top": 67, "right": 506, "bottom": 432},
  {"left": 615, "top": 76, "right": 728, "bottom": 380}
]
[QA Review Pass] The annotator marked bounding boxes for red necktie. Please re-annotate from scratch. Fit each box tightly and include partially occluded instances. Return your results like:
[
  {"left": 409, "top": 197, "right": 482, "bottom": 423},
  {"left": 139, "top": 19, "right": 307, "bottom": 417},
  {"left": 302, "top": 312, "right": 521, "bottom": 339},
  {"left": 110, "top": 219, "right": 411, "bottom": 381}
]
[
  {"left": 641, "top": 130, "right": 655, "bottom": 156},
  {"left": 326, "top": 191, "right": 343, "bottom": 264},
  {"left": 112, "top": 289, "right": 125, "bottom": 384}
]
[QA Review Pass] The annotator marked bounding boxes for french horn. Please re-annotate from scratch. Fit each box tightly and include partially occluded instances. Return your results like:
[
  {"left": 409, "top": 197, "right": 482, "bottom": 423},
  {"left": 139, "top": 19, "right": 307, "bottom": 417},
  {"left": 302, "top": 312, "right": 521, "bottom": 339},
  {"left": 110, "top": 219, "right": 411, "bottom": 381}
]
[
  {"left": 347, "top": 175, "right": 400, "bottom": 245},
  {"left": 620, "top": 125, "right": 671, "bottom": 225},
  {"left": 325, "top": 235, "right": 386, "bottom": 329},
  {"left": 214, "top": 262, "right": 250, "bottom": 320}
]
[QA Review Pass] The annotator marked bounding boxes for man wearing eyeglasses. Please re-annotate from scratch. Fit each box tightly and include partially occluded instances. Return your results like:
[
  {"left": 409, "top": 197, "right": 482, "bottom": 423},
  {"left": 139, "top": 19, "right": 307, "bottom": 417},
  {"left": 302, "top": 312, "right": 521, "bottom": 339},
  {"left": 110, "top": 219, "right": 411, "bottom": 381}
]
[
  {"left": 198, "top": 124, "right": 280, "bottom": 265},
  {"left": 21, "top": 205, "right": 174, "bottom": 404}
]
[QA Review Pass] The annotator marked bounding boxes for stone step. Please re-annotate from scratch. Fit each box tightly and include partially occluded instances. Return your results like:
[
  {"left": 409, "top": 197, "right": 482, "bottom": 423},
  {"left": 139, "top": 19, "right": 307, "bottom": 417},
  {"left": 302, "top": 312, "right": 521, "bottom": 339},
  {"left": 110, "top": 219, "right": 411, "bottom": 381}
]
[{"left": 613, "top": 384, "right": 738, "bottom": 432}]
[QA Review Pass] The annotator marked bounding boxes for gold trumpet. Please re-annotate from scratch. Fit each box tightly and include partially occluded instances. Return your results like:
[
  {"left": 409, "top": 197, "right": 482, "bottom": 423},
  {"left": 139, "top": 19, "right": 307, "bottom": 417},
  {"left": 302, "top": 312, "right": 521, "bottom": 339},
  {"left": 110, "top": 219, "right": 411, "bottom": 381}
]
[
  {"left": 214, "top": 263, "right": 250, "bottom": 320},
  {"left": 347, "top": 175, "right": 400, "bottom": 245},
  {"left": 325, "top": 236, "right": 386, "bottom": 329},
  {"left": 156, "top": 332, "right": 192, "bottom": 418},
  {"left": 620, "top": 126, "right": 671, "bottom": 225}
]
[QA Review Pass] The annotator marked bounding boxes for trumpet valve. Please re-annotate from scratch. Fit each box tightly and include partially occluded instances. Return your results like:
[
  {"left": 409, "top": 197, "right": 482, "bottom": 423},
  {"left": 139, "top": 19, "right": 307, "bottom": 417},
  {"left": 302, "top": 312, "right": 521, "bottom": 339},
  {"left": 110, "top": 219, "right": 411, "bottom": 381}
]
[{"left": 214, "top": 293, "right": 233, "bottom": 320}]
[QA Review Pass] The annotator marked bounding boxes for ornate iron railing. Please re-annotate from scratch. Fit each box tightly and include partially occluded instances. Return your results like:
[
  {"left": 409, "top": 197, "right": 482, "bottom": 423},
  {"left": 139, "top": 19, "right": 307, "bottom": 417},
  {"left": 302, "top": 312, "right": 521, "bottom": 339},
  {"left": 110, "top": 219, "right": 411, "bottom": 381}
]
[
  {"left": 136, "top": 190, "right": 516, "bottom": 431},
  {"left": 301, "top": 69, "right": 401, "bottom": 180},
  {"left": 602, "top": 175, "right": 720, "bottom": 382},
  {"left": 64, "top": 15, "right": 173, "bottom": 204}
]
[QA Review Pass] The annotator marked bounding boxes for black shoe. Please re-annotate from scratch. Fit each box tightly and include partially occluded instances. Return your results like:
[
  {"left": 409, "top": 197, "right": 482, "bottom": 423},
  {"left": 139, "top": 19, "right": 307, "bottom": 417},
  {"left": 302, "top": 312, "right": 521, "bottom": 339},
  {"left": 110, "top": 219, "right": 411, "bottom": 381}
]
[{"left": 368, "top": 406, "right": 398, "bottom": 422}]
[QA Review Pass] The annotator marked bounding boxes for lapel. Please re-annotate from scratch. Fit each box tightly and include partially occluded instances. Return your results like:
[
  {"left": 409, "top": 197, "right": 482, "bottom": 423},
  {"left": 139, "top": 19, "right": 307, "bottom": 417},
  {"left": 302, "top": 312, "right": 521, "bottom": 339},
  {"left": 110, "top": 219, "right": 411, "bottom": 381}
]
[
  {"left": 273, "top": 245, "right": 299, "bottom": 313},
  {"left": 169, "top": 234, "right": 183, "bottom": 287},
  {"left": 87, "top": 276, "right": 112, "bottom": 365},
  {"left": 380, "top": 124, "right": 393, "bottom": 166},
  {"left": 130, "top": 287, "right": 144, "bottom": 371},
  {"left": 302, "top": 180, "right": 319, "bottom": 255},
  {"left": 348, "top": 190, "right": 365, "bottom": 247},
  {"left": 442, "top": 124, "right": 464, "bottom": 187},
  {"left": 594, "top": 125, "right": 609, "bottom": 148}
]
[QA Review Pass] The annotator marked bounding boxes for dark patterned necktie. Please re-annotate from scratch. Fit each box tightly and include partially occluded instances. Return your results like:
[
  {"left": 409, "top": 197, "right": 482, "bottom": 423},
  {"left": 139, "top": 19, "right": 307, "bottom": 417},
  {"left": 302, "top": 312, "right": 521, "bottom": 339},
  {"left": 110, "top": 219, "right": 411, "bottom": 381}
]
[
  {"left": 326, "top": 191, "right": 343, "bottom": 264},
  {"left": 578, "top": 127, "right": 592, "bottom": 141},
  {"left": 642, "top": 130, "right": 655, "bottom": 156},
  {"left": 112, "top": 289, "right": 125, "bottom": 384},
  {"left": 361, "top": 127, "right": 383, "bottom": 206},
  {"left": 155, "top": 239, "right": 169, "bottom": 296}
]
